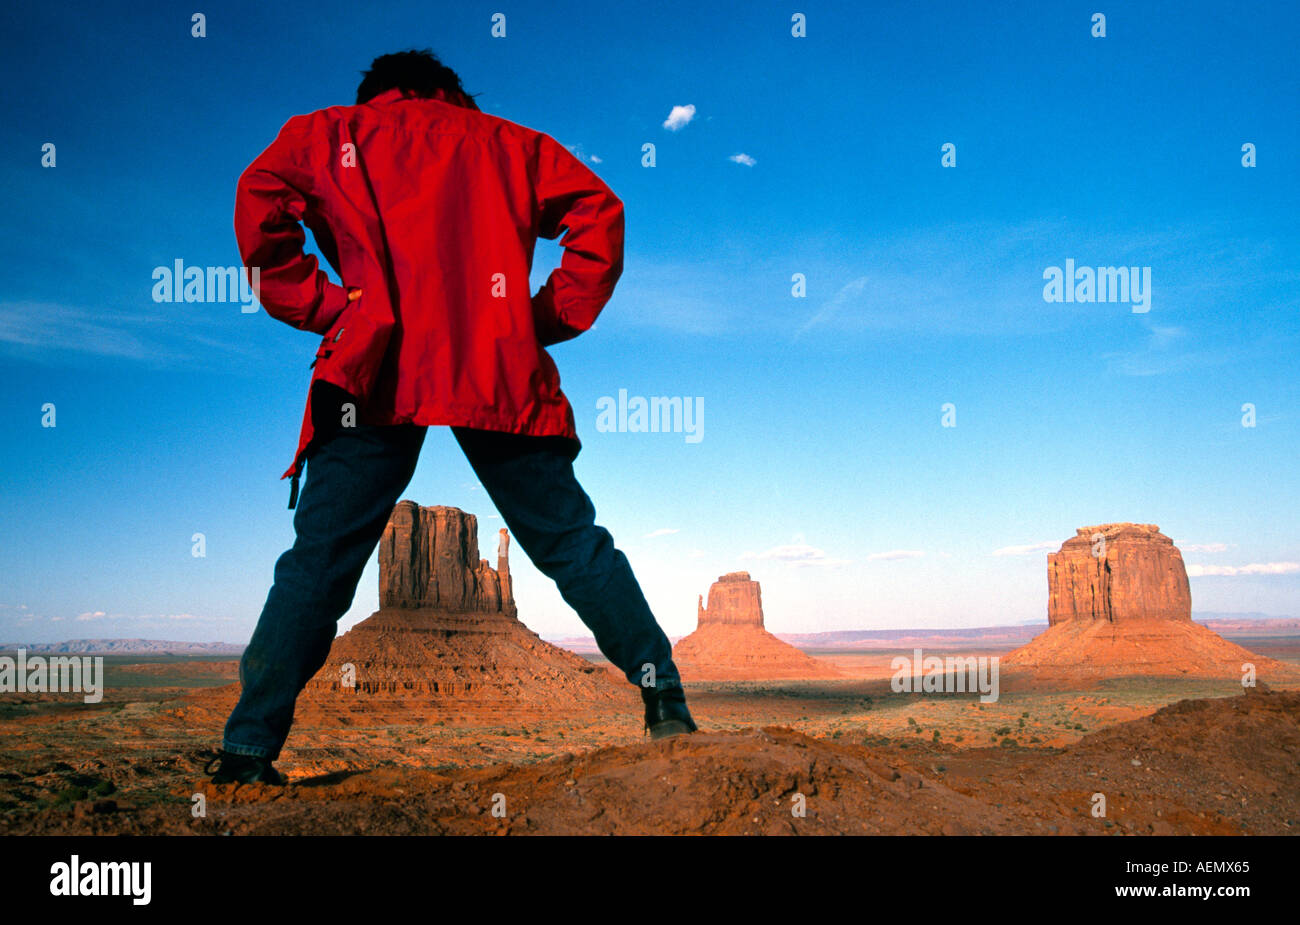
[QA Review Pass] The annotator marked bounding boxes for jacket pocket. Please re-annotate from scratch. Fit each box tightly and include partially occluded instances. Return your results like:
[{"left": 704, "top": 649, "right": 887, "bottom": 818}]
[{"left": 309, "top": 298, "right": 355, "bottom": 368}]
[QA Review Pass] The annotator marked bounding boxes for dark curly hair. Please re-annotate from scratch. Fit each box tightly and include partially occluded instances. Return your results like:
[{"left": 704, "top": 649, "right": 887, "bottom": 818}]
[{"left": 356, "top": 49, "right": 479, "bottom": 109}]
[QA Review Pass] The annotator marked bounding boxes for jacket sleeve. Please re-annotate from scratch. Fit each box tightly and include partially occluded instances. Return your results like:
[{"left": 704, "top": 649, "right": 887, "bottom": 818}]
[
  {"left": 531, "top": 134, "right": 625, "bottom": 347},
  {"left": 234, "top": 116, "right": 350, "bottom": 336}
]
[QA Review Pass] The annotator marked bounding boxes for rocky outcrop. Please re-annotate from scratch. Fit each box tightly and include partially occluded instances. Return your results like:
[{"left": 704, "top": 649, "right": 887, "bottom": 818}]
[
  {"left": 1005, "top": 523, "right": 1295, "bottom": 684},
  {"left": 696, "top": 571, "right": 764, "bottom": 627},
  {"left": 1047, "top": 523, "right": 1190, "bottom": 625},
  {"left": 675, "top": 572, "right": 841, "bottom": 681},
  {"left": 303, "top": 502, "right": 620, "bottom": 712},
  {"left": 380, "top": 502, "right": 514, "bottom": 615}
]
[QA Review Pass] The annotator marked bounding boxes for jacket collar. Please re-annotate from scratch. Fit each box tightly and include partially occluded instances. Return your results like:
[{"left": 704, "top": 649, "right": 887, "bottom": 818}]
[{"left": 366, "top": 87, "right": 476, "bottom": 110}]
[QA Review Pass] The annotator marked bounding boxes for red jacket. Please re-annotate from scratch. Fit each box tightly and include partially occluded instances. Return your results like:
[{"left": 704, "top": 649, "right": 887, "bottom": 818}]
[{"left": 234, "top": 87, "right": 624, "bottom": 500}]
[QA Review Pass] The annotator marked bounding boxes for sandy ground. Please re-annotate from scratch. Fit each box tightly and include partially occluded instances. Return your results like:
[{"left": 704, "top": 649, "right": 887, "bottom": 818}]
[{"left": 1, "top": 647, "right": 1296, "bottom": 835}]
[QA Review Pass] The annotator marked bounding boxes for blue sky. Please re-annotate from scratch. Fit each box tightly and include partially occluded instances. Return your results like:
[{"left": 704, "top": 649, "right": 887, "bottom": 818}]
[{"left": 2, "top": 0, "right": 1298, "bottom": 644}]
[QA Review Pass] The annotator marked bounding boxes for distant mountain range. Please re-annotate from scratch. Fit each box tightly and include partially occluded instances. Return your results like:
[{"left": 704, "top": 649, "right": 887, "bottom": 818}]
[
  {"left": 0, "top": 639, "right": 244, "bottom": 655},
  {"left": 550, "top": 612, "right": 1300, "bottom": 653},
  {"left": 5, "top": 612, "right": 1297, "bottom": 656}
]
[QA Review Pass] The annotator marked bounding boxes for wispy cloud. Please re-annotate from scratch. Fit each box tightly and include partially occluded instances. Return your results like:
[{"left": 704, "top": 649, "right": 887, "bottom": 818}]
[
  {"left": 610, "top": 260, "right": 740, "bottom": 335},
  {"left": 1187, "top": 562, "right": 1300, "bottom": 577},
  {"left": 992, "top": 541, "right": 1058, "bottom": 557},
  {"left": 564, "top": 142, "right": 603, "bottom": 165},
  {"left": 867, "top": 549, "right": 926, "bottom": 561},
  {"left": 0, "top": 301, "right": 159, "bottom": 361},
  {"left": 0, "top": 300, "right": 267, "bottom": 367},
  {"left": 1182, "top": 543, "right": 1230, "bottom": 553},
  {"left": 790, "top": 219, "right": 1298, "bottom": 351},
  {"left": 728, "top": 153, "right": 756, "bottom": 167},
  {"left": 1102, "top": 318, "right": 1225, "bottom": 377},
  {"left": 742, "top": 543, "right": 849, "bottom": 567},
  {"left": 662, "top": 104, "right": 696, "bottom": 131},
  {"left": 73, "top": 610, "right": 234, "bottom": 622},
  {"left": 797, "top": 276, "right": 868, "bottom": 337}
]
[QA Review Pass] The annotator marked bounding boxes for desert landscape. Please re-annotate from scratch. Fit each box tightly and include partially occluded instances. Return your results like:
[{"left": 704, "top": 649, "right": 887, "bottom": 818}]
[{"left": 1, "top": 507, "right": 1297, "bottom": 836}]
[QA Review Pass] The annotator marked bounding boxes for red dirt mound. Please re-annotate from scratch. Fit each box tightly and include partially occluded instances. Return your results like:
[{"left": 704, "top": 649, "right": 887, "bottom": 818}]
[{"left": 9, "top": 689, "right": 1295, "bottom": 836}]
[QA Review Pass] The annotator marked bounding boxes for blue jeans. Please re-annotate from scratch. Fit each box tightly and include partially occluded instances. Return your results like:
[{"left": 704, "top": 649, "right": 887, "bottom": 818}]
[{"left": 222, "top": 423, "right": 681, "bottom": 759}]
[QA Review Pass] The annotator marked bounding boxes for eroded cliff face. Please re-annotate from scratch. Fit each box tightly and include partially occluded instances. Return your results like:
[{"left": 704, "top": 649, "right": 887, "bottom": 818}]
[
  {"left": 303, "top": 503, "right": 618, "bottom": 707},
  {"left": 380, "top": 502, "right": 514, "bottom": 616},
  {"left": 1047, "top": 523, "right": 1191, "bottom": 626},
  {"left": 677, "top": 572, "right": 841, "bottom": 681},
  {"left": 696, "top": 571, "right": 765, "bottom": 628},
  {"left": 1004, "top": 522, "right": 1295, "bottom": 684}
]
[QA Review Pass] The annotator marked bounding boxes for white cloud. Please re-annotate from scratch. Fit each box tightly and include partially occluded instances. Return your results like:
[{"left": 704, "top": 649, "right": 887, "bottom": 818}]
[
  {"left": 1182, "top": 543, "right": 1229, "bottom": 553},
  {"left": 0, "top": 302, "right": 156, "bottom": 360},
  {"left": 563, "top": 143, "right": 604, "bottom": 165},
  {"left": 742, "top": 543, "right": 849, "bottom": 567},
  {"left": 1102, "top": 312, "right": 1234, "bottom": 379},
  {"left": 797, "top": 275, "right": 869, "bottom": 336},
  {"left": 992, "top": 541, "right": 1057, "bottom": 557},
  {"left": 1187, "top": 562, "right": 1300, "bottom": 577},
  {"left": 729, "top": 153, "right": 756, "bottom": 167},
  {"left": 74, "top": 610, "right": 229, "bottom": 622},
  {"left": 867, "top": 549, "right": 926, "bottom": 561},
  {"left": 662, "top": 104, "right": 696, "bottom": 131},
  {"left": 645, "top": 528, "right": 680, "bottom": 538}
]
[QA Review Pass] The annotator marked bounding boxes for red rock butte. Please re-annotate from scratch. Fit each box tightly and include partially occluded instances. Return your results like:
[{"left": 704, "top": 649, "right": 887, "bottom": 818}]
[
  {"left": 1004, "top": 523, "right": 1295, "bottom": 683},
  {"left": 300, "top": 502, "right": 621, "bottom": 714},
  {"left": 673, "top": 572, "right": 842, "bottom": 681}
]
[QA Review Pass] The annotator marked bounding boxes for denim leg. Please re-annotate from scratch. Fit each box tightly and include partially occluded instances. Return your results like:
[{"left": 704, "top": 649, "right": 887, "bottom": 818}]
[
  {"left": 452, "top": 427, "right": 681, "bottom": 691},
  {"left": 223, "top": 423, "right": 427, "bottom": 758}
]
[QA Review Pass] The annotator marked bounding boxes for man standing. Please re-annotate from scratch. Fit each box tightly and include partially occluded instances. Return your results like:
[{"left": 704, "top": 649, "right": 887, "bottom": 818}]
[{"left": 210, "top": 50, "right": 694, "bottom": 784}]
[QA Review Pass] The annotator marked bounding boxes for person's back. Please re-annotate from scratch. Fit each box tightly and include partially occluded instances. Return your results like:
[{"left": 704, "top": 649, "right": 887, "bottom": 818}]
[
  {"left": 210, "top": 49, "right": 693, "bottom": 785},
  {"left": 235, "top": 61, "right": 623, "bottom": 489}
]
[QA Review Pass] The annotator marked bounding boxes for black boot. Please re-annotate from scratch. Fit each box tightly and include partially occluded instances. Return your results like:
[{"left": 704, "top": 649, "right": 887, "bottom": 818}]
[
  {"left": 641, "top": 684, "right": 698, "bottom": 740},
  {"left": 205, "top": 751, "right": 285, "bottom": 785}
]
